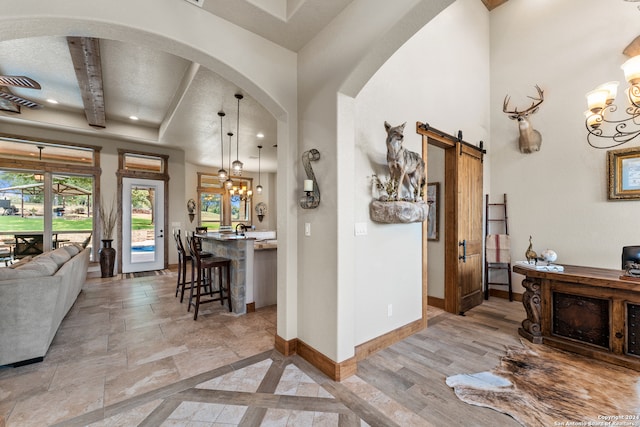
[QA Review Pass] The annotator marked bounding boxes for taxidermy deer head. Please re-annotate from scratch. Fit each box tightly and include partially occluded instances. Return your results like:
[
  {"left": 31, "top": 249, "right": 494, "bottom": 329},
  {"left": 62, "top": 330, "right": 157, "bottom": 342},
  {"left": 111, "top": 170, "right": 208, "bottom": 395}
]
[{"left": 503, "top": 85, "right": 544, "bottom": 154}]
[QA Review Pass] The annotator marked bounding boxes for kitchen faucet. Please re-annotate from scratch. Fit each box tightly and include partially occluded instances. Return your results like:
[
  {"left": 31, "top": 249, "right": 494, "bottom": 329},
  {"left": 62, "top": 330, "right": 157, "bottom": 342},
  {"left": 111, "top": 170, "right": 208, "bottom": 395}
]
[{"left": 235, "top": 223, "right": 246, "bottom": 235}]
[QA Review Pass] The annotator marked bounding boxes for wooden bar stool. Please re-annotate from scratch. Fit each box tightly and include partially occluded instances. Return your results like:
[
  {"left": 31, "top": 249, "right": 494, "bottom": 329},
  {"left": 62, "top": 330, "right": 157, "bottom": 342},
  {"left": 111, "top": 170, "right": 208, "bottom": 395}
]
[
  {"left": 174, "top": 230, "right": 191, "bottom": 302},
  {"left": 185, "top": 232, "right": 214, "bottom": 294},
  {"left": 188, "top": 236, "right": 232, "bottom": 320}
]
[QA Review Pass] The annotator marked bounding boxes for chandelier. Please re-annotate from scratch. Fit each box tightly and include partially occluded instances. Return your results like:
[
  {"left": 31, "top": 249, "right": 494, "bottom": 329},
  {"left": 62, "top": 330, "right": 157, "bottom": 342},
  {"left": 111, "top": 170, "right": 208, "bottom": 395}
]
[
  {"left": 232, "top": 94, "right": 244, "bottom": 175},
  {"left": 217, "top": 111, "right": 227, "bottom": 181},
  {"left": 230, "top": 184, "right": 252, "bottom": 201},
  {"left": 585, "top": 55, "right": 640, "bottom": 149}
]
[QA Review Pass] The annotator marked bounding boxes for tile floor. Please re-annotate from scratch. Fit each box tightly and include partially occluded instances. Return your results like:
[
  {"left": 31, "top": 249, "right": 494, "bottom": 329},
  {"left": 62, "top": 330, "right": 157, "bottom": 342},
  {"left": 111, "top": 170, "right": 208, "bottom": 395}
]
[
  {"left": 0, "top": 267, "right": 525, "bottom": 426},
  {"left": 0, "top": 269, "right": 425, "bottom": 426}
]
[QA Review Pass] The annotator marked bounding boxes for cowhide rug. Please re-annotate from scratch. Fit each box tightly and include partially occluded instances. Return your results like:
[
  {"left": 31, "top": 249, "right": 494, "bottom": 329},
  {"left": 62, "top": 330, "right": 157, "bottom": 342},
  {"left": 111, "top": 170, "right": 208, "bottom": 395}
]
[{"left": 446, "top": 340, "right": 640, "bottom": 427}]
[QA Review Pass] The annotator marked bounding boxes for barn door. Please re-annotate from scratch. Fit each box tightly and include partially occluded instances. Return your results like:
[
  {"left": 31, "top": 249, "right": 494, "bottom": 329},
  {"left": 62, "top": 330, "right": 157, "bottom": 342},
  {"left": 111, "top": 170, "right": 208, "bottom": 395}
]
[{"left": 445, "top": 142, "right": 484, "bottom": 314}]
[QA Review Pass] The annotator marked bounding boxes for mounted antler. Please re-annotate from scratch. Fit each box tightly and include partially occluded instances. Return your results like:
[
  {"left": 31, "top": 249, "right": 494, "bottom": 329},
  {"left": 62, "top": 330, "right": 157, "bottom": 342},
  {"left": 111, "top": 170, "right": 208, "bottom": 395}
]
[{"left": 503, "top": 85, "right": 544, "bottom": 153}]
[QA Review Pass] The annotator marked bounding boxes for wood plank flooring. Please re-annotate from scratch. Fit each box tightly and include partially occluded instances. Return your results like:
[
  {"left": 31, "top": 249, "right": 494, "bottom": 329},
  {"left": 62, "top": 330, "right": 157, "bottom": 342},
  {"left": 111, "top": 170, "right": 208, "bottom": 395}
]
[{"left": 0, "top": 266, "right": 527, "bottom": 426}]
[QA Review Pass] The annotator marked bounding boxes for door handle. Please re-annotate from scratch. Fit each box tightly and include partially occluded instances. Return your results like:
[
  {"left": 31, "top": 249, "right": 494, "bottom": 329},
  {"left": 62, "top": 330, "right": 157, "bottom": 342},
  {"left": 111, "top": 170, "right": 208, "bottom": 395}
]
[{"left": 458, "top": 240, "right": 467, "bottom": 263}]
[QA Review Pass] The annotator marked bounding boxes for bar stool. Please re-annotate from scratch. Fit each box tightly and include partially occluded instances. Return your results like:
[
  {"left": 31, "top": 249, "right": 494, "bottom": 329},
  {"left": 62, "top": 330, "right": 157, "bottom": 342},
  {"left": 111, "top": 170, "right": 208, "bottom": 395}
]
[
  {"left": 174, "top": 230, "right": 191, "bottom": 302},
  {"left": 188, "top": 236, "right": 232, "bottom": 320}
]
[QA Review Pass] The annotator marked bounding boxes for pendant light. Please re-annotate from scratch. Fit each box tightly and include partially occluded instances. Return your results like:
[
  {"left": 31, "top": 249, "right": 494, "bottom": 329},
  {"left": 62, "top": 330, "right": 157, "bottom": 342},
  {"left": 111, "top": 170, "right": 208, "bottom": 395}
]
[
  {"left": 225, "top": 131, "right": 234, "bottom": 190},
  {"left": 232, "top": 93, "right": 244, "bottom": 175},
  {"left": 217, "top": 111, "right": 227, "bottom": 181},
  {"left": 256, "top": 145, "right": 263, "bottom": 194}
]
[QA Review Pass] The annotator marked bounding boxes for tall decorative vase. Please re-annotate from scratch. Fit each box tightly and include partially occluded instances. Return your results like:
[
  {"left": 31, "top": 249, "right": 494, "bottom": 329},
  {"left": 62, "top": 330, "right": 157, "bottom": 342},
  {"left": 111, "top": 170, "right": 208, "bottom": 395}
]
[{"left": 99, "top": 239, "right": 116, "bottom": 278}]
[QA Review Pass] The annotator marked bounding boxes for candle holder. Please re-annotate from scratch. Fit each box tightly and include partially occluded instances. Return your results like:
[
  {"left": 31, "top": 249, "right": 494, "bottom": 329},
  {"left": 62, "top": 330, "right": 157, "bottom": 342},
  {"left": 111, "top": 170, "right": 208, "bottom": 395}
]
[{"left": 299, "top": 149, "right": 320, "bottom": 209}]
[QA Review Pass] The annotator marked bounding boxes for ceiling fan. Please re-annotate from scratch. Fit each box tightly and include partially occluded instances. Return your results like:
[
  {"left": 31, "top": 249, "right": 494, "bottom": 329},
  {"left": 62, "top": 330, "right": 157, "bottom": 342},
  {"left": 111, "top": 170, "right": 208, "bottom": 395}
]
[{"left": 0, "top": 75, "right": 43, "bottom": 110}]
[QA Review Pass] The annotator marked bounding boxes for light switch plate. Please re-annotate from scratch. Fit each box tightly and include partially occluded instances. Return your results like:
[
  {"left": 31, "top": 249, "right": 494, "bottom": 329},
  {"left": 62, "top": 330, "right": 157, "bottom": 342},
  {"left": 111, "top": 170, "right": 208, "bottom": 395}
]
[{"left": 354, "top": 222, "right": 367, "bottom": 236}]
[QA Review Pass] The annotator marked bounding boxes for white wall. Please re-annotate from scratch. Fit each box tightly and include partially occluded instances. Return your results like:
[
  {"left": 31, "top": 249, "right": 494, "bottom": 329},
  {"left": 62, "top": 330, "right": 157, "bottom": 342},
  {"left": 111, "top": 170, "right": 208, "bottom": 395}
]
[
  {"left": 353, "top": 0, "right": 490, "bottom": 344},
  {"left": 298, "top": 0, "right": 456, "bottom": 362},
  {"left": 490, "top": 0, "right": 640, "bottom": 294}
]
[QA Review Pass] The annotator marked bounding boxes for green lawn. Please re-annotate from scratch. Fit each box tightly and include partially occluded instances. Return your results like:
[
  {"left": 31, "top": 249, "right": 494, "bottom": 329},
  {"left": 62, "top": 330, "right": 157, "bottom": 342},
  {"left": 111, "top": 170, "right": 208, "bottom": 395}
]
[{"left": 0, "top": 216, "right": 154, "bottom": 232}]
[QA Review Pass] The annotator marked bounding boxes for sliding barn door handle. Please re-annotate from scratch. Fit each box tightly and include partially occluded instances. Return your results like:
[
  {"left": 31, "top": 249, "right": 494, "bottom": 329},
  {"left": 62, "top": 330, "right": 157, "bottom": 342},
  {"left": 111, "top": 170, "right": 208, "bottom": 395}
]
[{"left": 458, "top": 240, "right": 467, "bottom": 263}]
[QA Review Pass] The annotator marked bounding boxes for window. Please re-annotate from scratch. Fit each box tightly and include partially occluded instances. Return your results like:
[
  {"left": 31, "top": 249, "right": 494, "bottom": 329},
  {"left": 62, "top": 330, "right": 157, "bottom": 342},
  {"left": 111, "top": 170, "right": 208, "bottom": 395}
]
[
  {"left": 123, "top": 153, "right": 164, "bottom": 173},
  {"left": 197, "top": 173, "right": 252, "bottom": 230},
  {"left": 0, "top": 136, "right": 95, "bottom": 166},
  {"left": 0, "top": 136, "right": 99, "bottom": 260}
]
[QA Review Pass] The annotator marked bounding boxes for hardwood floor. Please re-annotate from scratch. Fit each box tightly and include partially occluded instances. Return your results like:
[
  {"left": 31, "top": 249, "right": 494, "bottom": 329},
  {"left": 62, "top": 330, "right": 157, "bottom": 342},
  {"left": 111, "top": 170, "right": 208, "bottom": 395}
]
[
  {"left": 0, "top": 267, "right": 526, "bottom": 426},
  {"left": 357, "top": 299, "right": 523, "bottom": 426}
]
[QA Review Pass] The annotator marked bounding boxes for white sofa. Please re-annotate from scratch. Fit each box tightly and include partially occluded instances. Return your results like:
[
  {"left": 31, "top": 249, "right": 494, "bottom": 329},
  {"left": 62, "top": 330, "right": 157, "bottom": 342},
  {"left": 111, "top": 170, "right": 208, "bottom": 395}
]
[{"left": 0, "top": 245, "right": 89, "bottom": 366}]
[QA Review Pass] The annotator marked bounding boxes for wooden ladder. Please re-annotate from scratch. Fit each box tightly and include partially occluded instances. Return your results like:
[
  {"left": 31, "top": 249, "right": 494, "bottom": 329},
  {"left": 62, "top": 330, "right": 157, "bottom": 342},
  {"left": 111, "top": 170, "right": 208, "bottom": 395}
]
[{"left": 484, "top": 193, "right": 513, "bottom": 301}]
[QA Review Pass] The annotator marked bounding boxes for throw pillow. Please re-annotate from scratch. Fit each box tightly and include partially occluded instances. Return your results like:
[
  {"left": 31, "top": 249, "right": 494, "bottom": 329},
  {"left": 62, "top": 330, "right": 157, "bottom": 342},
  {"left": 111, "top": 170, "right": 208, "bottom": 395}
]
[{"left": 8, "top": 255, "right": 33, "bottom": 269}]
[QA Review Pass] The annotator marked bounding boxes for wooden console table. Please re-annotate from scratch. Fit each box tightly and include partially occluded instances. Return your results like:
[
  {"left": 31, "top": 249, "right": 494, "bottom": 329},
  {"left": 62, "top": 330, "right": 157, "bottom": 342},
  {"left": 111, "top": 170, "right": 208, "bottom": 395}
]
[{"left": 513, "top": 263, "right": 640, "bottom": 370}]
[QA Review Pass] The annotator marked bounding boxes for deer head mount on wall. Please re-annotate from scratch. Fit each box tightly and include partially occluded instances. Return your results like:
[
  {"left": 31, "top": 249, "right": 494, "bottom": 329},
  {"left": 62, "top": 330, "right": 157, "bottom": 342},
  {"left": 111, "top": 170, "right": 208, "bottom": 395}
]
[{"left": 503, "top": 85, "right": 544, "bottom": 154}]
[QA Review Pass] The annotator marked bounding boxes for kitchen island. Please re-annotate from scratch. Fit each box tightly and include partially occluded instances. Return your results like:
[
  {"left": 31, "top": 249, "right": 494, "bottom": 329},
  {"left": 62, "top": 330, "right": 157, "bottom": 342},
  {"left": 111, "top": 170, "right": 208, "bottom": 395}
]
[{"left": 197, "top": 232, "right": 254, "bottom": 314}]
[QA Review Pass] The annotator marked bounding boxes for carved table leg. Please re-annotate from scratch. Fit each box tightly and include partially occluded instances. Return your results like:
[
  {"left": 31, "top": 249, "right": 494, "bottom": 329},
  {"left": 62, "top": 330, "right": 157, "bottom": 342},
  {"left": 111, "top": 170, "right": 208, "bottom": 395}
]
[{"left": 519, "top": 278, "right": 543, "bottom": 343}]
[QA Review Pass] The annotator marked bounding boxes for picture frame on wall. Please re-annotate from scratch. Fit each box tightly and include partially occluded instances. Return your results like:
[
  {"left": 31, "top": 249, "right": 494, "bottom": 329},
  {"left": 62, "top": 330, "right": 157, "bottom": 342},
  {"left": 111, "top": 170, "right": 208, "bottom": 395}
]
[
  {"left": 608, "top": 146, "right": 640, "bottom": 200},
  {"left": 426, "top": 182, "right": 439, "bottom": 240}
]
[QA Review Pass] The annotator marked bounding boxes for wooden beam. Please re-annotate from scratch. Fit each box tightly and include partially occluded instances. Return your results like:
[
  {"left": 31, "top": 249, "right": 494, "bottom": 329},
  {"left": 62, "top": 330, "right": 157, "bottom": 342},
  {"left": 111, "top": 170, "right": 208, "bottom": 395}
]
[
  {"left": 481, "top": 0, "right": 509, "bottom": 11},
  {"left": 624, "top": 35, "right": 640, "bottom": 58},
  {"left": 67, "top": 37, "right": 106, "bottom": 128}
]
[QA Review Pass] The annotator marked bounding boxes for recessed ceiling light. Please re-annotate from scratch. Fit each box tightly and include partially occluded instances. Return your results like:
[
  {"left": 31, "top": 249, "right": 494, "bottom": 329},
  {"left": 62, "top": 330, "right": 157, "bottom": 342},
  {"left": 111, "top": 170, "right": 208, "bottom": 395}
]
[
  {"left": 46, "top": 99, "right": 58, "bottom": 104},
  {"left": 129, "top": 116, "right": 139, "bottom": 121},
  {"left": 257, "top": 132, "right": 264, "bottom": 138}
]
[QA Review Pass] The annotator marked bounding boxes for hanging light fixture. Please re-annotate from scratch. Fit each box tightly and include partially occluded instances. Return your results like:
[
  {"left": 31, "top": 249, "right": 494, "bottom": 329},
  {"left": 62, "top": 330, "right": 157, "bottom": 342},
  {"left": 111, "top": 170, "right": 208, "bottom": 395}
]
[
  {"left": 217, "top": 111, "right": 227, "bottom": 181},
  {"left": 256, "top": 145, "right": 263, "bottom": 194},
  {"left": 232, "top": 93, "right": 244, "bottom": 175},
  {"left": 584, "top": 54, "right": 640, "bottom": 148},
  {"left": 225, "top": 131, "right": 234, "bottom": 190}
]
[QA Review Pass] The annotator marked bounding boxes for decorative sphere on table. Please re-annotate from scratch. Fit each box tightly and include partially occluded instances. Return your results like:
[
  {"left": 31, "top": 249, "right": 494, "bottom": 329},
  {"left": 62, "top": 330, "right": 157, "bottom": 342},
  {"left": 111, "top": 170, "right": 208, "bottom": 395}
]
[{"left": 540, "top": 249, "right": 557, "bottom": 263}]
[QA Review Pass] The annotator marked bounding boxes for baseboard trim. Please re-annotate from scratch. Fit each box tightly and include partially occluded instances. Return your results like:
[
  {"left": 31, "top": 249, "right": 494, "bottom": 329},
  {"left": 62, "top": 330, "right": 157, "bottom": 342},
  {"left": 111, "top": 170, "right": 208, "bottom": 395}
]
[
  {"left": 275, "top": 317, "right": 428, "bottom": 381},
  {"left": 355, "top": 318, "right": 425, "bottom": 362},
  {"left": 246, "top": 302, "right": 256, "bottom": 313},
  {"left": 274, "top": 334, "right": 297, "bottom": 356},
  {"left": 274, "top": 335, "right": 356, "bottom": 381},
  {"left": 427, "top": 296, "right": 445, "bottom": 309},
  {"left": 488, "top": 288, "right": 523, "bottom": 302},
  {"left": 297, "top": 339, "right": 357, "bottom": 382}
]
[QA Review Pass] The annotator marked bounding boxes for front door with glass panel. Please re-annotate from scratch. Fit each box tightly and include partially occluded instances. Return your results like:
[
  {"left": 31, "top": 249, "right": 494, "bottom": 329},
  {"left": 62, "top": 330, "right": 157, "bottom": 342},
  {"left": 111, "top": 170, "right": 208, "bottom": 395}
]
[{"left": 122, "top": 177, "right": 164, "bottom": 273}]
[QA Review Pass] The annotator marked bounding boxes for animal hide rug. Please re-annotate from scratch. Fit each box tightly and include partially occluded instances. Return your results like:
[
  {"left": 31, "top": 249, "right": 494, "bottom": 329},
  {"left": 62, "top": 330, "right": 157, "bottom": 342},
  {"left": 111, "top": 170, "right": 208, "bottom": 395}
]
[{"left": 446, "top": 340, "right": 640, "bottom": 427}]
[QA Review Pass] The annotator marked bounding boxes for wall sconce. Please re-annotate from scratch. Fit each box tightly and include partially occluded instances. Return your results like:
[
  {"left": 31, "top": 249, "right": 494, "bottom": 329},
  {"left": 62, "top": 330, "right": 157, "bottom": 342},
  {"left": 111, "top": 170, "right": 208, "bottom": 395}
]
[
  {"left": 187, "top": 198, "right": 196, "bottom": 223},
  {"left": 299, "top": 149, "right": 320, "bottom": 209},
  {"left": 585, "top": 55, "right": 640, "bottom": 149}
]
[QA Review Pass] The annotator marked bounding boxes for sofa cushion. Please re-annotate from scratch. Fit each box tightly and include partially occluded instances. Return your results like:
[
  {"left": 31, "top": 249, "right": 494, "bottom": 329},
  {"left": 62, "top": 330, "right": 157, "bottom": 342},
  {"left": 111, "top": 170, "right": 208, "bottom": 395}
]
[
  {"left": 0, "top": 266, "right": 47, "bottom": 279},
  {"left": 62, "top": 245, "right": 80, "bottom": 257},
  {"left": 46, "top": 248, "right": 72, "bottom": 267},
  {"left": 8, "top": 255, "right": 33, "bottom": 269},
  {"left": 16, "top": 257, "right": 58, "bottom": 276}
]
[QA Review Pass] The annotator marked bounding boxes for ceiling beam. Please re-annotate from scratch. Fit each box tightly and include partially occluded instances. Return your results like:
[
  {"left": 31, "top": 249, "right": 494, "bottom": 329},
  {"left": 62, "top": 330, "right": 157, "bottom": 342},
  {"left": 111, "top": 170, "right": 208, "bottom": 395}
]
[
  {"left": 67, "top": 37, "right": 106, "bottom": 128},
  {"left": 624, "top": 35, "right": 640, "bottom": 57},
  {"left": 481, "top": 0, "right": 509, "bottom": 11}
]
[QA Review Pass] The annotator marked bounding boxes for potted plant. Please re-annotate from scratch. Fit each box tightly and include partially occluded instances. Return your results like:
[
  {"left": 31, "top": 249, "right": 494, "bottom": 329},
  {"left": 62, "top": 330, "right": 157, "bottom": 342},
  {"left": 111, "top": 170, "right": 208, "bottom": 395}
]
[{"left": 99, "top": 196, "right": 117, "bottom": 277}]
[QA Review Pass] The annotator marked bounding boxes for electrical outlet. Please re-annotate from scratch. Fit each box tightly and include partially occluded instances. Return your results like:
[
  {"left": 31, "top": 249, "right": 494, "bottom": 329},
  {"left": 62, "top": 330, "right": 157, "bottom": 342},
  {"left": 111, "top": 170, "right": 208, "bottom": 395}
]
[
  {"left": 305, "top": 223, "right": 311, "bottom": 236},
  {"left": 388, "top": 304, "right": 393, "bottom": 317}
]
